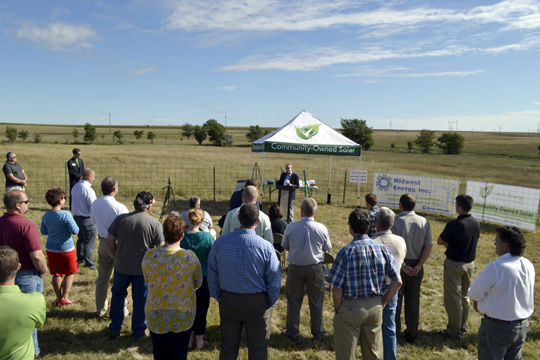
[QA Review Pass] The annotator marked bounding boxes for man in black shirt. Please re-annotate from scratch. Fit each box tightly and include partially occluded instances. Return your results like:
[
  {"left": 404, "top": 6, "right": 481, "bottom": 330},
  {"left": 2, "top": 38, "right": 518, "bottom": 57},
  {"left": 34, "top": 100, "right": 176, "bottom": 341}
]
[
  {"left": 67, "top": 148, "right": 84, "bottom": 209},
  {"left": 437, "top": 194, "right": 481, "bottom": 338}
]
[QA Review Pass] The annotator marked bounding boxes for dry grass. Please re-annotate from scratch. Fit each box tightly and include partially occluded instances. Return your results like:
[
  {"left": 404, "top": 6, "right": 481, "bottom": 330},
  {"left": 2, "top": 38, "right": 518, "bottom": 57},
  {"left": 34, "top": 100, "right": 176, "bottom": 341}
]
[{"left": 2, "top": 123, "right": 540, "bottom": 359}]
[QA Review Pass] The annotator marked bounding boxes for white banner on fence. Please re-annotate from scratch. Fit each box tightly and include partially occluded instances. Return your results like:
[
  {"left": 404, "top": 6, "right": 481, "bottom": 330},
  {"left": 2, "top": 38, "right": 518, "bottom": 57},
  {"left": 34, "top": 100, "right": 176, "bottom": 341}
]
[
  {"left": 350, "top": 170, "right": 367, "bottom": 184},
  {"left": 466, "top": 181, "right": 540, "bottom": 232},
  {"left": 373, "top": 173, "right": 460, "bottom": 215}
]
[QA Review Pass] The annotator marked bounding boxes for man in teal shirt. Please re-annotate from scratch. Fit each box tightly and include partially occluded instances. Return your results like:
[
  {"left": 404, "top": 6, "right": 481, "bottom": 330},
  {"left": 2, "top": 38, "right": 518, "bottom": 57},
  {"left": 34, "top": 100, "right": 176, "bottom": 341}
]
[{"left": 0, "top": 246, "right": 46, "bottom": 360}]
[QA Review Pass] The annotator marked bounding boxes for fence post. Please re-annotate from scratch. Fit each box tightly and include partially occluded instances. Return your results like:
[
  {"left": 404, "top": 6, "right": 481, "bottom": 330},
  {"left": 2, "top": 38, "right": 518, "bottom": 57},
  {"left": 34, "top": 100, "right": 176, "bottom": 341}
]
[
  {"left": 213, "top": 166, "right": 216, "bottom": 202},
  {"left": 343, "top": 170, "right": 347, "bottom": 205}
]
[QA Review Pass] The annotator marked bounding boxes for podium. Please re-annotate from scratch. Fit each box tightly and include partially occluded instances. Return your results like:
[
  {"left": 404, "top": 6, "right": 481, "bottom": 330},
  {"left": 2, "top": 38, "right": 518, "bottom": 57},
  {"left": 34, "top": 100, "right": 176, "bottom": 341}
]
[{"left": 277, "top": 184, "right": 294, "bottom": 223}]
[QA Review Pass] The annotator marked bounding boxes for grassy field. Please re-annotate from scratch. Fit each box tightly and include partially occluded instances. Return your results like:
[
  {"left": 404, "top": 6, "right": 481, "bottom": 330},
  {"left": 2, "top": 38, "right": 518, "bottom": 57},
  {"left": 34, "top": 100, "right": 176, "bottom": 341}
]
[{"left": 2, "top": 123, "right": 540, "bottom": 359}]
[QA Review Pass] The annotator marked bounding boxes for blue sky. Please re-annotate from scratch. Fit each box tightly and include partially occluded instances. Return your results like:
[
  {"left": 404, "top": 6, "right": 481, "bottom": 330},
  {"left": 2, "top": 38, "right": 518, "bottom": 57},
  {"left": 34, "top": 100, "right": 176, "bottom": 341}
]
[{"left": 1, "top": 0, "right": 540, "bottom": 132}]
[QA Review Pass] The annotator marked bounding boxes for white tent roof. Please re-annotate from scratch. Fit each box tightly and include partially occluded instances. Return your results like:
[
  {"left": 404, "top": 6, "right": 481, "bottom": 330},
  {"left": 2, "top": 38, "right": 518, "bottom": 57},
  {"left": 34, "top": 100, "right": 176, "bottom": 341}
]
[{"left": 252, "top": 110, "right": 361, "bottom": 157}]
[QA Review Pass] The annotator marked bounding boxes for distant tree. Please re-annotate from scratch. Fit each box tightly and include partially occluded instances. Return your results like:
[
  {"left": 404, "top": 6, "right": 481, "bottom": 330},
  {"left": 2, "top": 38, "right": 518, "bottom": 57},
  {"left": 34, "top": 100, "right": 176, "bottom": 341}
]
[
  {"left": 147, "top": 131, "right": 156, "bottom": 144},
  {"left": 193, "top": 125, "right": 207, "bottom": 145},
  {"left": 340, "top": 119, "right": 374, "bottom": 150},
  {"left": 33, "top": 133, "right": 42, "bottom": 143},
  {"left": 414, "top": 129, "right": 436, "bottom": 153},
  {"left": 133, "top": 130, "right": 144, "bottom": 139},
  {"left": 407, "top": 141, "right": 413, "bottom": 153},
  {"left": 5, "top": 126, "right": 17, "bottom": 143},
  {"left": 204, "top": 119, "right": 226, "bottom": 146},
  {"left": 113, "top": 130, "right": 123, "bottom": 144},
  {"left": 437, "top": 132, "right": 464, "bottom": 154},
  {"left": 18, "top": 130, "right": 29, "bottom": 142},
  {"left": 222, "top": 133, "right": 234, "bottom": 147},
  {"left": 181, "top": 123, "right": 195, "bottom": 140},
  {"left": 84, "top": 123, "right": 97, "bottom": 143},
  {"left": 246, "top": 125, "right": 266, "bottom": 142},
  {"left": 72, "top": 129, "right": 80, "bottom": 141}
]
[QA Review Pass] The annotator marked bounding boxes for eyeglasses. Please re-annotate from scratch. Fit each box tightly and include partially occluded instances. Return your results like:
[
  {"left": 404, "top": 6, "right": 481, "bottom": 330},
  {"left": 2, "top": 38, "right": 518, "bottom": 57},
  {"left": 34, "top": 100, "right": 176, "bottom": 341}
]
[{"left": 19, "top": 200, "right": 30, "bottom": 204}]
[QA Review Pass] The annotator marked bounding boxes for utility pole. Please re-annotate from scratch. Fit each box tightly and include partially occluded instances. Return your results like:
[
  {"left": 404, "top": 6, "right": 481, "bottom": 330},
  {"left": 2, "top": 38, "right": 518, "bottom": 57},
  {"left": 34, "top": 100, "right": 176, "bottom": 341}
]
[
  {"left": 225, "top": 114, "right": 227, "bottom": 128},
  {"left": 109, "top": 112, "right": 111, "bottom": 134},
  {"left": 389, "top": 121, "right": 392, "bottom": 130}
]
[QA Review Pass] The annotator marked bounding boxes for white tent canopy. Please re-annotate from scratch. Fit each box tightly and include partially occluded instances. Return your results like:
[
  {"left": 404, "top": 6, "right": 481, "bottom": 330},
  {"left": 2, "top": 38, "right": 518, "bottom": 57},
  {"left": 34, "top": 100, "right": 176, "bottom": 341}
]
[{"left": 250, "top": 110, "right": 363, "bottom": 205}]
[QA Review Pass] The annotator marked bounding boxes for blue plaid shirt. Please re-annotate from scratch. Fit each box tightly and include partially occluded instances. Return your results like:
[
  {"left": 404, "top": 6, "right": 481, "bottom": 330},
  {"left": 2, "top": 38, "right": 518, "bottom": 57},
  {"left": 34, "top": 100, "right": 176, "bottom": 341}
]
[
  {"left": 368, "top": 206, "right": 379, "bottom": 237},
  {"left": 326, "top": 235, "right": 400, "bottom": 299},
  {"left": 208, "top": 228, "right": 281, "bottom": 306}
]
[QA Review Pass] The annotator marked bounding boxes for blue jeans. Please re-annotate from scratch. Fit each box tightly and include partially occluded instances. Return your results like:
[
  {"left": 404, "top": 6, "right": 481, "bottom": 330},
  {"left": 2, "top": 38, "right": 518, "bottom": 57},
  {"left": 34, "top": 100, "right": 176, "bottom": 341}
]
[
  {"left": 109, "top": 271, "right": 148, "bottom": 338},
  {"left": 74, "top": 216, "right": 97, "bottom": 267},
  {"left": 15, "top": 269, "right": 44, "bottom": 357},
  {"left": 382, "top": 293, "right": 398, "bottom": 360}
]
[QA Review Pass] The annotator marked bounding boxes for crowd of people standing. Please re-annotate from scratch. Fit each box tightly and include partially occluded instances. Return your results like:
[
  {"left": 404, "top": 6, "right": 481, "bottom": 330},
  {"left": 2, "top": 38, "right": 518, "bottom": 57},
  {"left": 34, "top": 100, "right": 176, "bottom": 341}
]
[{"left": 0, "top": 155, "right": 535, "bottom": 360}]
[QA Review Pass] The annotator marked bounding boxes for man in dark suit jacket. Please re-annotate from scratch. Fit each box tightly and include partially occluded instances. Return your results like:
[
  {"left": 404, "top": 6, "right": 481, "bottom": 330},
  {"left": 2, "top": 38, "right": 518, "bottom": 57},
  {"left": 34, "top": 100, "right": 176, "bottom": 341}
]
[
  {"left": 276, "top": 163, "right": 300, "bottom": 222},
  {"left": 67, "top": 148, "right": 84, "bottom": 209}
]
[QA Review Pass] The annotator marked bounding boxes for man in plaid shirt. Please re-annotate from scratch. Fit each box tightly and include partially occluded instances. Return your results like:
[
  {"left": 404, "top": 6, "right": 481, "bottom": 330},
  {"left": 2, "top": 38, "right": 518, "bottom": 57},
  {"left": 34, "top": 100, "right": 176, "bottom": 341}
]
[{"left": 327, "top": 209, "right": 402, "bottom": 360}]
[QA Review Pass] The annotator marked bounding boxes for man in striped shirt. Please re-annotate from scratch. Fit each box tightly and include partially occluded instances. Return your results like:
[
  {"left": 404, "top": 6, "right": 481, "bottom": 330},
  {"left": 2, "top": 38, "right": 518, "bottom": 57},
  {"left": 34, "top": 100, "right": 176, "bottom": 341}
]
[
  {"left": 327, "top": 209, "right": 402, "bottom": 360},
  {"left": 208, "top": 203, "right": 281, "bottom": 360}
]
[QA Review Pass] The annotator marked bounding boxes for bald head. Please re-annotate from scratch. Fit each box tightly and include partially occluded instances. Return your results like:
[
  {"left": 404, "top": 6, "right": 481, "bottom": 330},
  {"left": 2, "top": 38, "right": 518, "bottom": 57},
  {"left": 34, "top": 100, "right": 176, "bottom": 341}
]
[{"left": 242, "top": 185, "right": 258, "bottom": 204}]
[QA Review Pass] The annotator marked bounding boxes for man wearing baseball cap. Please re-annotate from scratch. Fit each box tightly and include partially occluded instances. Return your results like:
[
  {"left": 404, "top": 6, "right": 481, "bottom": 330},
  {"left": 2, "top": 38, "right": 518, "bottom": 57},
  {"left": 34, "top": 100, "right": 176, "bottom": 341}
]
[{"left": 106, "top": 191, "right": 164, "bottom": 340}]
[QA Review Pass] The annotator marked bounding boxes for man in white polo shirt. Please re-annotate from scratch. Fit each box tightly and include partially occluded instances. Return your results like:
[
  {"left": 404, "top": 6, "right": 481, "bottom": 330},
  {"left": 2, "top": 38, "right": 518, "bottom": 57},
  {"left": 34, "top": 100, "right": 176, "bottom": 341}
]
[{"left": 90, "top": 176, "right": 129, "bottom": 317}]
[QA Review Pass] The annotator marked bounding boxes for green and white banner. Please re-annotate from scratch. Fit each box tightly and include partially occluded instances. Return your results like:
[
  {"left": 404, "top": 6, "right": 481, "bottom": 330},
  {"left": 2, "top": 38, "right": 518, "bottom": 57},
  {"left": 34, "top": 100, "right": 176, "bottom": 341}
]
[
  {"left": 466, "top": 181, "right": 540, "bottom": 232},
  {"left": 373, "top": 173, "right": 460, "bottom": 215}
]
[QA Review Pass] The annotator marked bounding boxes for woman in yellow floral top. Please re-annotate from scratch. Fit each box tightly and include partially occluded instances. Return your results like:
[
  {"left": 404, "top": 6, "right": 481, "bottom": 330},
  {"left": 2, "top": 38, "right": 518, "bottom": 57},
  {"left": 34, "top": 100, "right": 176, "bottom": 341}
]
[{"left": 142, "top": 215, "right": 202, "bottom": 360}]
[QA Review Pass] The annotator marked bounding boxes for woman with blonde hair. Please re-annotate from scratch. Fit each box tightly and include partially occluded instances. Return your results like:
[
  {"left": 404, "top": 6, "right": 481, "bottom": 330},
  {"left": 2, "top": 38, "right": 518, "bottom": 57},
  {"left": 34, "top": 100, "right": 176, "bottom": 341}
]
[
  {"left": 181, "top": 208, "right": 215, "bottom": 350},
  {"left": 142, "top": 215, "right": 202, "bottom": 359}
]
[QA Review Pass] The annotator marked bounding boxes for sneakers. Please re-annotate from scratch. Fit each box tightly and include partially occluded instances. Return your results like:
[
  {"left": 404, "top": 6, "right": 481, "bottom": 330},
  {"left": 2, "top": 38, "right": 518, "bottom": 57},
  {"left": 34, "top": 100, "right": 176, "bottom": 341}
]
[{"left": 60, "top": 299, "right": 76, "bottom": 306}]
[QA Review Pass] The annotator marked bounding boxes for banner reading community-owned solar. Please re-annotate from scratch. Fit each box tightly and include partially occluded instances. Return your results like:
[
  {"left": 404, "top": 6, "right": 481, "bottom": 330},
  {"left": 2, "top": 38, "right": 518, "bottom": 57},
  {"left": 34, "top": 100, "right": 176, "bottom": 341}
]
[
  {"left": 466, "top": 181, "right": 540, "bottom": 232},
  {"left": 373, "top": 173, "right": 461, "bottom": 215}
]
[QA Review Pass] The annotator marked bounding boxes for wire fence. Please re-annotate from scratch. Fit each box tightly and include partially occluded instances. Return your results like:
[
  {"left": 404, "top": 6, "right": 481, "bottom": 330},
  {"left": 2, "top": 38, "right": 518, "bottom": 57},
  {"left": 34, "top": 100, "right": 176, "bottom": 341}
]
[{"left": 22, "top": 162, "right": 365, "bottom": 209}]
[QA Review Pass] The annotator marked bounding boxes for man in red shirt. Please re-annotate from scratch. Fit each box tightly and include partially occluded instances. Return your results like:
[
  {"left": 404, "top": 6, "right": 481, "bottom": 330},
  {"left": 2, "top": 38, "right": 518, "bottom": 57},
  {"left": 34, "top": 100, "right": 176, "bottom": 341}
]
[{"left": 0, "top": 190, "right": 48, "bottom": 357}]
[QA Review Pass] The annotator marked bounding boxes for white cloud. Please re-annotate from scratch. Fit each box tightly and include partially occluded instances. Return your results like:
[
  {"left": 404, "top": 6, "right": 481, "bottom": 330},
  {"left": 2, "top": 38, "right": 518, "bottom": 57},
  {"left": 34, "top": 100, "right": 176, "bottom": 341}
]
[
  {"left": 163, "top": 0, "right": 540, "bottom": 32},
  {"left": 535, "top": 101, "right": 540, "bottom": 105},
  {"left": 116, "top": 67, "right": 159, "bottom": 77},
  {"left": 218, "top": 39, "right": 538, "bottom": 71},
  {"left": 217, "top": 86, "right": 236, "bottom": 91},
  {"left": 335, "top": 67, "right": 486, "bottom": 79},
  {"left": 16, "top": 22, "right": 99, "bottom": 51}
]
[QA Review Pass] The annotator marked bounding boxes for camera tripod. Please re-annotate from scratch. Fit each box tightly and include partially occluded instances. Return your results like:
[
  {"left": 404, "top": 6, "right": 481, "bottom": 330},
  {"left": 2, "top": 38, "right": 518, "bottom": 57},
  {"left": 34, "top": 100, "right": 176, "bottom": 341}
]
[{"left": 159, "top": 177, "right": 178, "bottom": 221}]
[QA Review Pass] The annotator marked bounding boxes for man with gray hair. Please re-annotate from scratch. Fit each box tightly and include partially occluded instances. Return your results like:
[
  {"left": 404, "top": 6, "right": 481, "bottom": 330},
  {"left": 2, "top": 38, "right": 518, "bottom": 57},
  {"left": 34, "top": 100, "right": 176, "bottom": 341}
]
[
  {"left": 180, "top": 196, "right": 215, "bottom": 238},
  {"left": 282, "top": 198, "right": 332, "bottom": 342},
  {"left": 3, "top": 152, "right": 27, "bottom": 193},
  {"left": 372, "top": 207, "right": 407, "bottom": 360},
  {"left": 90, "top": 176, "right": 129, "bottom": 317},
  {"left": 221, "top": 185, "right": 273, "bottom": 243},
  {"left": 107, "top": 191, "right": 164, "bottom": 339}
]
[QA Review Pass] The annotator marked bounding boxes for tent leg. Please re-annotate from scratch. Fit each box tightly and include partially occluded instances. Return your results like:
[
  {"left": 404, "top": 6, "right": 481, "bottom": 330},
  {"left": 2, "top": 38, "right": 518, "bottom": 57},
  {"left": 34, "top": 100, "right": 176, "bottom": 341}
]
[
  {"left": 261, "top": 153, "right": 266, "bottom": 200},
  {"left": 357, "top": 155, "right": 362, "bottom": 208},
  {"left": 327, "top": 156, "right": 333, "bottom": 204}
]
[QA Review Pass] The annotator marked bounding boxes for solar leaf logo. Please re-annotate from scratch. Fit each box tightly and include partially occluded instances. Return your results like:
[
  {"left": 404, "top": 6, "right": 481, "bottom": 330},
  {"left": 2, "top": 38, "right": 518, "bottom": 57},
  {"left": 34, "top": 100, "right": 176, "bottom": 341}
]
[
  {"left": 295, "top": 124, "right": 320, "bottom": 140},
  {"left": 375, "top": 174, "right": 393, "bottom": 191},
  {"left": 480, "top": 185, "right": 495, "bottom": 199}
]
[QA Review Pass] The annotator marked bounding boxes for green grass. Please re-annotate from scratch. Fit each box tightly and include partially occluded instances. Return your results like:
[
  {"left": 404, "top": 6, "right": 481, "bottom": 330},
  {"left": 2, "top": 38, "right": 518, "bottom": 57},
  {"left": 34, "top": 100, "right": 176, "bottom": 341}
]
[{"left": 2, "top": 123, "right": 540, "bottom": 359}]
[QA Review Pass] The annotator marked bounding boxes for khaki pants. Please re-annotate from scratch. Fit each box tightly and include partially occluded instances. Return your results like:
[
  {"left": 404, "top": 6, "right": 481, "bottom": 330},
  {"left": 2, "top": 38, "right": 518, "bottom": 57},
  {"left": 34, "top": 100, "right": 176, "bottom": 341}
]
[
  {"left": 444, "top": 258, "right": 474, "bottom": 337},
  {"left": 95, "top": 237, "right": 128, "bottom": 317},
  {"left": 333, "top": 297, "right": 383, "bottom": 360}
]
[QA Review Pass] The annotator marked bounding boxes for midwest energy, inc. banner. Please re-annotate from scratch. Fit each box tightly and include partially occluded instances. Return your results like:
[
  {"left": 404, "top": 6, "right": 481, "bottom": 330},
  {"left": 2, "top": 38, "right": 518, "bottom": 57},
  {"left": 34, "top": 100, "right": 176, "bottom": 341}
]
[
  {"left": 466, "top": 181, "right": 540, "bottom": 232},
  {"left": 373, "top": 173, "right": 461, "bottom": 215}
]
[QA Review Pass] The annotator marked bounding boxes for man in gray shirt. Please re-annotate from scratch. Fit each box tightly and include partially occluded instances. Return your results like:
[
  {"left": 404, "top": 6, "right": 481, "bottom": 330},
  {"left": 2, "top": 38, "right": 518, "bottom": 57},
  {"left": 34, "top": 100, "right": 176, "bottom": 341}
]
[
  {"left": 391, "top": 194, "right": 432, "bottom": 343},
  {"left": 282, "top": 198, "right": 331, "bottom": 342},
  {"left": 107, "top": 191, "right": 164, "bottom": 340}
]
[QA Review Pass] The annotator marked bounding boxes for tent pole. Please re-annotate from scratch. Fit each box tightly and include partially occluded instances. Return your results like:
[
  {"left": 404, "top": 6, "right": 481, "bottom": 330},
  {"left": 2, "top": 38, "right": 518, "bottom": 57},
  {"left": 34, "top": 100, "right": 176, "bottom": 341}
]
[
  {"left": 357, "top": 155, "right": 362, "bottom": 207},
  {"left": 327, "top": 156, "right": 333, "bottom": 204},
  {"left": 250, "top": 151, "right": 253, "bottom": 177},
  {"left": 261, "top": 152, "right": 266, "bottom": 200}
]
